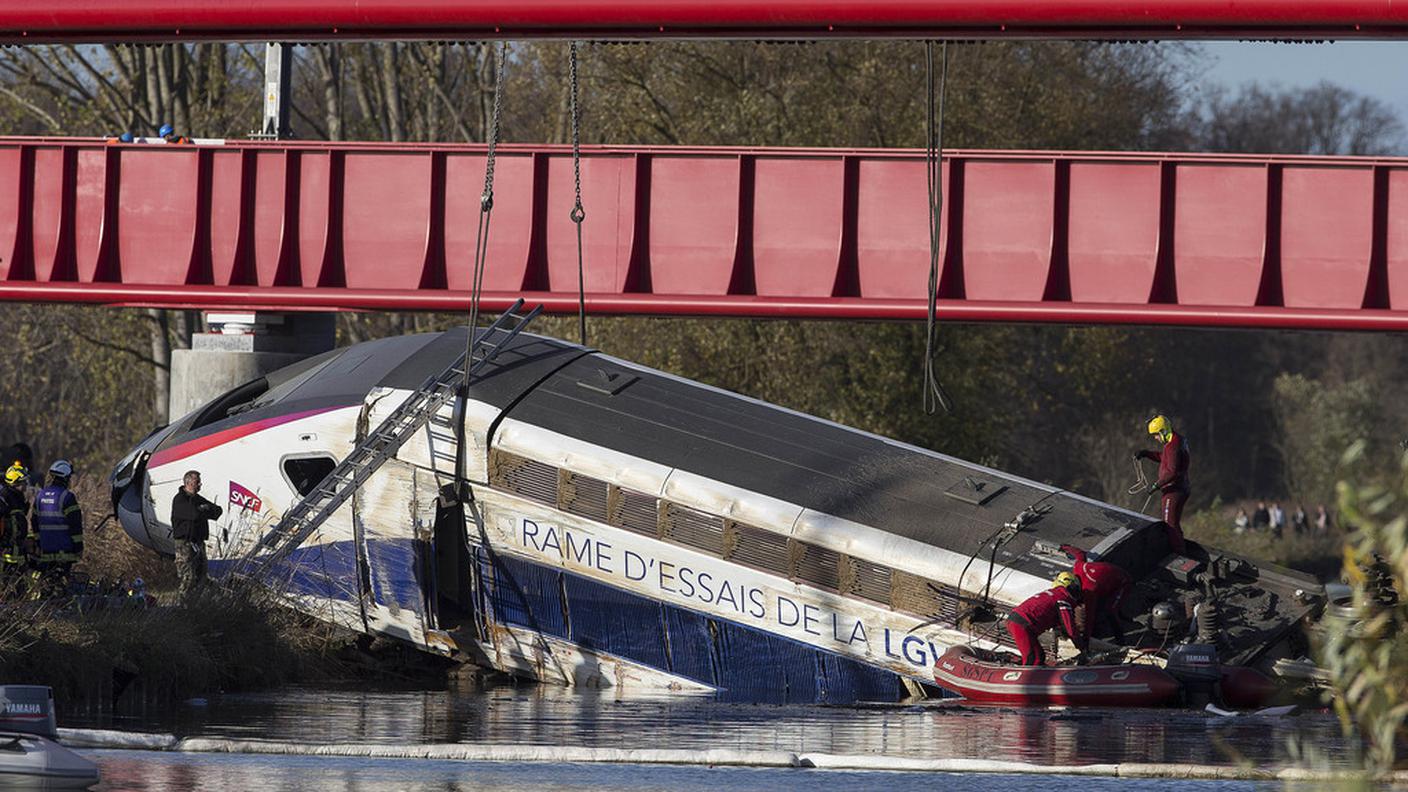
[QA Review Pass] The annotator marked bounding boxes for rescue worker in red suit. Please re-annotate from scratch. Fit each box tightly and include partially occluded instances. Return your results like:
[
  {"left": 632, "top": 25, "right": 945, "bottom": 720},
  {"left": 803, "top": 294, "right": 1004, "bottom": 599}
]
[
  {"left": 1136, "top": 414, "right": 1190, "bottom": 554},
  {"left": 1005, "top": 573, "right": 1084, "bottom": 666},
  {"left": 1059, "top": 544, "right": 1133, "bottom": 644}
]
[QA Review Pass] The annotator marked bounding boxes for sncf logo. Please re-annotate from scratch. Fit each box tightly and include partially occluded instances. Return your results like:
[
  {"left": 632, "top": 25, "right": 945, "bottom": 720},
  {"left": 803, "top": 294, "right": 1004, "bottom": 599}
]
[{"left": 229, "top": 481, "right": 263, "bottom": 513}]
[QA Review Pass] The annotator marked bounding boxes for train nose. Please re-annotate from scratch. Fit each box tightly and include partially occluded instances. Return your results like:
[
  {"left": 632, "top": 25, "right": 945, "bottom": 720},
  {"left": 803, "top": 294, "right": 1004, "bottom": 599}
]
[{"left": 110, "top": 448, "right": 154, "bottom": 550}]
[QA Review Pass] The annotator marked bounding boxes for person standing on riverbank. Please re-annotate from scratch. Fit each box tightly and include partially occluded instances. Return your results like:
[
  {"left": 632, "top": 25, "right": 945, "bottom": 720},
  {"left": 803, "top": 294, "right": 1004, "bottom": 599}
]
[
  {"left": 170, "top": 470, "right": 221, "bottom": 596},
  {"left": 31, "top": 460, "right": 83, "bottom": 596},
  {"left": 0, "top": 465, "right": 31, "bottom": 598}
]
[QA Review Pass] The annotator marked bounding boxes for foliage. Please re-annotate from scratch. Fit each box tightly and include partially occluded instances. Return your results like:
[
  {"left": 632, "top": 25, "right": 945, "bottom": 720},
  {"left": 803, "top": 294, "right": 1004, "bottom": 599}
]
[
  {"left": 1322, "top": 445, "right": 1408, "bottom": 775},
  {"left": 1272, "top": 374, "right": 1384, "bottom": 500},
  {"left": 0, "top": 305, "right": 160, "bottom": 475}
]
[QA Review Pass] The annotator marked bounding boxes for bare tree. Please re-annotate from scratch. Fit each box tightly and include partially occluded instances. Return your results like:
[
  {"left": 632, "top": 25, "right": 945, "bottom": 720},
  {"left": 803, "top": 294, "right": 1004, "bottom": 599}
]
[{"left": 1195, "top": 81, "right": 1404, "bottom": 156}]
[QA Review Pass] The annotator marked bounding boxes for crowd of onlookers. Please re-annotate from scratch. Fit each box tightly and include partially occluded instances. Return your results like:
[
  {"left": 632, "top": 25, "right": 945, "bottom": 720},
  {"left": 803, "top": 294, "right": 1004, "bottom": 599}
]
[{"left": 1232, "top": 500, "right": 1335, "bottom": 536}]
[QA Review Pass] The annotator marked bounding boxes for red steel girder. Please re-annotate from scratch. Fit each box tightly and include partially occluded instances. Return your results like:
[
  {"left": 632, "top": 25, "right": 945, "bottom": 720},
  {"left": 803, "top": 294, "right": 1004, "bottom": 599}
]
[
  {"left": 1, "top": 0, "right": 1408, "bottom": 42},
  {"left": 2, "top": 137, "right": 1407, "bottom": 331}
]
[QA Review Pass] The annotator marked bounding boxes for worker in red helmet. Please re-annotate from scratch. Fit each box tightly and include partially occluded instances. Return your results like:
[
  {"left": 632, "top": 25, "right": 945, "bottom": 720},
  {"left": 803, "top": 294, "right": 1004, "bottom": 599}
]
[
  {"left": 1059, "top": 544, "right": 1133, "bottom": 644},
  {"left": 1136, "top": 414, "right": 1191, "bottom": 554},
  {"left": 1004, "top": 573, "right": 1084, "bottom": 666}
]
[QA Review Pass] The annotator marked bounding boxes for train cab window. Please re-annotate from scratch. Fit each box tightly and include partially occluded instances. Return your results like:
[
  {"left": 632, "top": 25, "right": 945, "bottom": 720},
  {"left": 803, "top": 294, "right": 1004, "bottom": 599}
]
[
  {"left": 189, "top": 378, "right": 270, "bottom": 430},
  {"left": 283, "top": 455, "right": 337, "bottom": 497}
]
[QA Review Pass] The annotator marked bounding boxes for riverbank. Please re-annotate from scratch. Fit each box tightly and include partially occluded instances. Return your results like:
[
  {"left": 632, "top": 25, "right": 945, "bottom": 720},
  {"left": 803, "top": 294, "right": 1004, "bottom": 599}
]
[
  {"left": 0, "top": 477, "right": 466, "bottom": 709},
  {"left": 0, "top": 584, "right": 462, "bottom": 712}
]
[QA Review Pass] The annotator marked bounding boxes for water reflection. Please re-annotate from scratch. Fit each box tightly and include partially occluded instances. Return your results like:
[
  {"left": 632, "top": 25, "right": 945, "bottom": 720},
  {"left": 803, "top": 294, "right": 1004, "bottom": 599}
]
[{"left": 60, "top": 681, "right": 1354, "bottom": 771}]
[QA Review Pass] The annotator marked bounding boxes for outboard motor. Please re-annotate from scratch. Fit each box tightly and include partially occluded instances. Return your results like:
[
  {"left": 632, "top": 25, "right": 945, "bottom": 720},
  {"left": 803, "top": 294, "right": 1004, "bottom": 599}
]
[
  {"left": 1166, "top": 643, "right": 1221, "bottom": 708},
  {"left": 0, "top": 686, "right": 57, "bottom": 739}
]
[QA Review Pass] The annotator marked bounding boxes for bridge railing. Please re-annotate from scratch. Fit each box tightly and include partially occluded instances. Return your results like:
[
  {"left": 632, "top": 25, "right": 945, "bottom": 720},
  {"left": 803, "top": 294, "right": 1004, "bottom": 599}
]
[{"left": 2, "top": 136, "right": 1407, "bottom": 329}]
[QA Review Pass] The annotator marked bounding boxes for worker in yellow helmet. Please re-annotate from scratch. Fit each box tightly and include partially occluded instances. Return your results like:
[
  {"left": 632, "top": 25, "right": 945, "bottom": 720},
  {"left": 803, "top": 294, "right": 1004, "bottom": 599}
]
[
  {"left": 1005, "top": 572, "right": 1083, "bottom": 666},
  {"left": 1135, "top": 414, "right": 1191, "bottom": 555},
  {"left": 1, "top": 464, "right": 32, "bottom": 598}
]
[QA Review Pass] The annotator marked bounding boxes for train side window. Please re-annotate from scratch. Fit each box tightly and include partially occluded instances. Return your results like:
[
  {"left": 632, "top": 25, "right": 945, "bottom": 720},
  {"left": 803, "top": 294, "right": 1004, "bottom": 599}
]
[{"left": 283, "top": 455, "right": 337, "bottom": 497}]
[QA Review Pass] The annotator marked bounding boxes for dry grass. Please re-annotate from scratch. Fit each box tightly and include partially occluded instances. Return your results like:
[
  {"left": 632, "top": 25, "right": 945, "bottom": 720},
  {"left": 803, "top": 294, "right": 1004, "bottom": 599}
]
[{"left": 69, "top": 476, "right": 174, "bottom": 590}]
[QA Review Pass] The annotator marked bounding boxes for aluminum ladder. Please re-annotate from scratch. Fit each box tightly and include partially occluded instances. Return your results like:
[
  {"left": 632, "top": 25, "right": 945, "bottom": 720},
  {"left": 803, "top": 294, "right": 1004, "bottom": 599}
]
[{"left": 240, "top": 299, "right": 541, "bottom": 582}]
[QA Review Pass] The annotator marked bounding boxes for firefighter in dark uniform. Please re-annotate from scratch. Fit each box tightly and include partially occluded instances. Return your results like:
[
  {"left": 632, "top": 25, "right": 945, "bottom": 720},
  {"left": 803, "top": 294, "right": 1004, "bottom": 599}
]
[
  {"left": 1, "top": 464, "right": 32, "bottom": 598},
  {"left": 1137, "top": 414, "right": 1191, "bottom": 554},
  {"left": 1005, "top": 572, "right": 1084, "bottom": 666},
  {"left": 31, "top": 460, "right": 83, "bottom": 597}
]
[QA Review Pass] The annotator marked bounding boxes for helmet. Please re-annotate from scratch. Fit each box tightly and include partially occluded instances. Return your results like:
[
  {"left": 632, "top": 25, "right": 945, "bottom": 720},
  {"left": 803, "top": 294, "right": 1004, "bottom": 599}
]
[
  {"left": 1054, "top": 571, "right": 1080, "bottom": 591},
  {"left": 49, "top": 459, "right": 73, "bottom": 478},
  {"left": 1148, "top": 414, "right": 1172, "bottom": 443},
  {"left": 118, "top": 132, "right": 134, "bottom": 143},
  {"left": 158, "top": 123, "right": 174, "bottom": 138},
  {"left": 3, "top": 464, "right": 27, "bottom": 487}
]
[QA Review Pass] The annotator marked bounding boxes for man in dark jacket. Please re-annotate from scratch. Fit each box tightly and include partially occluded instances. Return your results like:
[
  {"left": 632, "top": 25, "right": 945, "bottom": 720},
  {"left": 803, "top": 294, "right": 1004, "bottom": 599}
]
[
  {"left": 171, "top": 470, "right": 221, "bottom": 595},
  {"left": 1136, "top": 414, "right": 1191, "bottom": 554}
]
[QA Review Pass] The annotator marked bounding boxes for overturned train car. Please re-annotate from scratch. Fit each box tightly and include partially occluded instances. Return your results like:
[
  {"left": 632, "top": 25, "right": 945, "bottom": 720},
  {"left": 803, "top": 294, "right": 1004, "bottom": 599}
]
[{"left": 110, "top": 329, "right": 1324, "bottom": 701}]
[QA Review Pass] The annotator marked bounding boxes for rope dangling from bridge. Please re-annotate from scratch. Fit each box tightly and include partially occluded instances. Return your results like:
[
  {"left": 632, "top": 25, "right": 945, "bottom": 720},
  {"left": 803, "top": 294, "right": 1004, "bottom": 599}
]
[
  {"left": 467, "top": 41, "right": 508, "bottom": 379},
  {"left": 569, "top": 41, "right": 588, "bottom": 347},
  {"left": 922, "top": 40, "right": 955, "bottom": 415}
]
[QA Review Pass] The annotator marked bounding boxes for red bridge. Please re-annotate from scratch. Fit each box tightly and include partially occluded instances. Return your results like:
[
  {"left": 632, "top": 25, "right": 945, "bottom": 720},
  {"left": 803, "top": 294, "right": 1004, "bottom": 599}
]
[
  {"left": 5, "top": 0, "right": 1408, "bottom": 40},
  {"left": 2, "top": 137, "right": 1406, "bottom": 330}
]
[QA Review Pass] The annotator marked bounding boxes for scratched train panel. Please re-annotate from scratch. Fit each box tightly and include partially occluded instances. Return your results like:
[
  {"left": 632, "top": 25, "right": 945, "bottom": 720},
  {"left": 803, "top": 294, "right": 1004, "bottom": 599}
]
[{"left": 110, "top": 327, "right": 1324, "bottom": 701}]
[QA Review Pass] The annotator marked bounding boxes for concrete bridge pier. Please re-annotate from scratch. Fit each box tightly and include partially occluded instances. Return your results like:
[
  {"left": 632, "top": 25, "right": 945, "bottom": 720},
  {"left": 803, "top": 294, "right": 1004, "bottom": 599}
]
[{"left": 168, "top": 312, "right": 336, "bottom": 422}]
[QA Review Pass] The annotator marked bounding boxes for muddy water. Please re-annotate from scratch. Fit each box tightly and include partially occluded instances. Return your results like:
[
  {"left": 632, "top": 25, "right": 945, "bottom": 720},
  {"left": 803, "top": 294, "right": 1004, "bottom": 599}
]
[{"left": 61, "top": 679, "right": 1356, "bottom": 790}]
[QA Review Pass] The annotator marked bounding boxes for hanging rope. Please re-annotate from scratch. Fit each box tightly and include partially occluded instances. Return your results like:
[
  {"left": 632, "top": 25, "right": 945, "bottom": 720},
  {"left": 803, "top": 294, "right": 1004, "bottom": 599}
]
[
  {"left": 922, "top": 40, "right": 954, "bottom": 415},
  {"left": 466, "top": 41, "right": 508, "bottom": 386},
  {"left": 568, "top": 41, "right": 588, "bottom": 346}
]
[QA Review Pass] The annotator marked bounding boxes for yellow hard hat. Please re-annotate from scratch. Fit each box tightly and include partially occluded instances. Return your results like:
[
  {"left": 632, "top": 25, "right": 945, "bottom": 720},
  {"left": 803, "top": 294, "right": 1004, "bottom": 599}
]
[
  {"left": 3, "top": 464, "right": 28, "bottom": 487},
  {"left": 1054, "top": 571, "right": 1079, "bottom": 590},
  {"left": 1148, "top": 415, "right": 1170, "bottom": 437}
]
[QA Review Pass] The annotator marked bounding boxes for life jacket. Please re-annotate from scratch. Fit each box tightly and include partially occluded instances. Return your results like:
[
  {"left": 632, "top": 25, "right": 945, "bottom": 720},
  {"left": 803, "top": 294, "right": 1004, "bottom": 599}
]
[{"left": 33, "top": 485, "right": 81, "bottom": 563}]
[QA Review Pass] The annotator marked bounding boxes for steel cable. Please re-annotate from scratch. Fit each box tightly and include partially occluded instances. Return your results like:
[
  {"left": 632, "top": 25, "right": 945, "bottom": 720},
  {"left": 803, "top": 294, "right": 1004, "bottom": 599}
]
[
  {"left": 923, "top": 40, "right": 954, "bottom": 415},
  {"left": 569, "top": 41, "right": 588, "bottom": 346},
  {"left": 466, "top": 41, "right": 508, "bottom": 386}
]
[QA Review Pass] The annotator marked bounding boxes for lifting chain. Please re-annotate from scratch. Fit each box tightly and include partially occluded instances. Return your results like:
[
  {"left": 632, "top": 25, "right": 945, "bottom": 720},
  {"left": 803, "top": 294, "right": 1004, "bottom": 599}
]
[
  {"left": 569, "top": 41, "right": 588, "bottom": 347},
  {"left": 467, "top": 41, "right": 509, "bottom": 384},
  {"left": 923, "top": 40, "right": 955, "bottom": 415}
]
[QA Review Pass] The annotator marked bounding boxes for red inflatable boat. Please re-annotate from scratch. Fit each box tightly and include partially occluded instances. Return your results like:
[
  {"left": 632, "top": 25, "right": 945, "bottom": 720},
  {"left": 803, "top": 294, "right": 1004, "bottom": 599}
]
[{"left": 933, "top": 645, "right": 1182, "bottom": 707}]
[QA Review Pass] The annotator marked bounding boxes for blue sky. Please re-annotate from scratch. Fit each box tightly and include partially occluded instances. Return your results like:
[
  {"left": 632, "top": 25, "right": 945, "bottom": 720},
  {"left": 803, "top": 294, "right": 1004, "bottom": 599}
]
[{"left": 1195, "top": 41, "right": 1408, "bottom": 121}]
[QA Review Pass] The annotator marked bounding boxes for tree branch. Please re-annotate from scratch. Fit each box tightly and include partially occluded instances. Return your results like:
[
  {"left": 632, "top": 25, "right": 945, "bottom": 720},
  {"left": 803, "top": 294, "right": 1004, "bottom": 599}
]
[
  {"left": 69, "top": 328, "right": 169, "bottom": 371},
  {"left": 0, "top": 84, "right": 61, "bottom": 132}
]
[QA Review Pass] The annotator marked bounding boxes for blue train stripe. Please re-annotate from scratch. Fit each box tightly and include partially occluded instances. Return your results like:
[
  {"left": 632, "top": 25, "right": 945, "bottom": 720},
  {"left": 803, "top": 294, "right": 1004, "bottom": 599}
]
[{"left": 480, "top": 550, "right": 905, "bottom": 703}]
